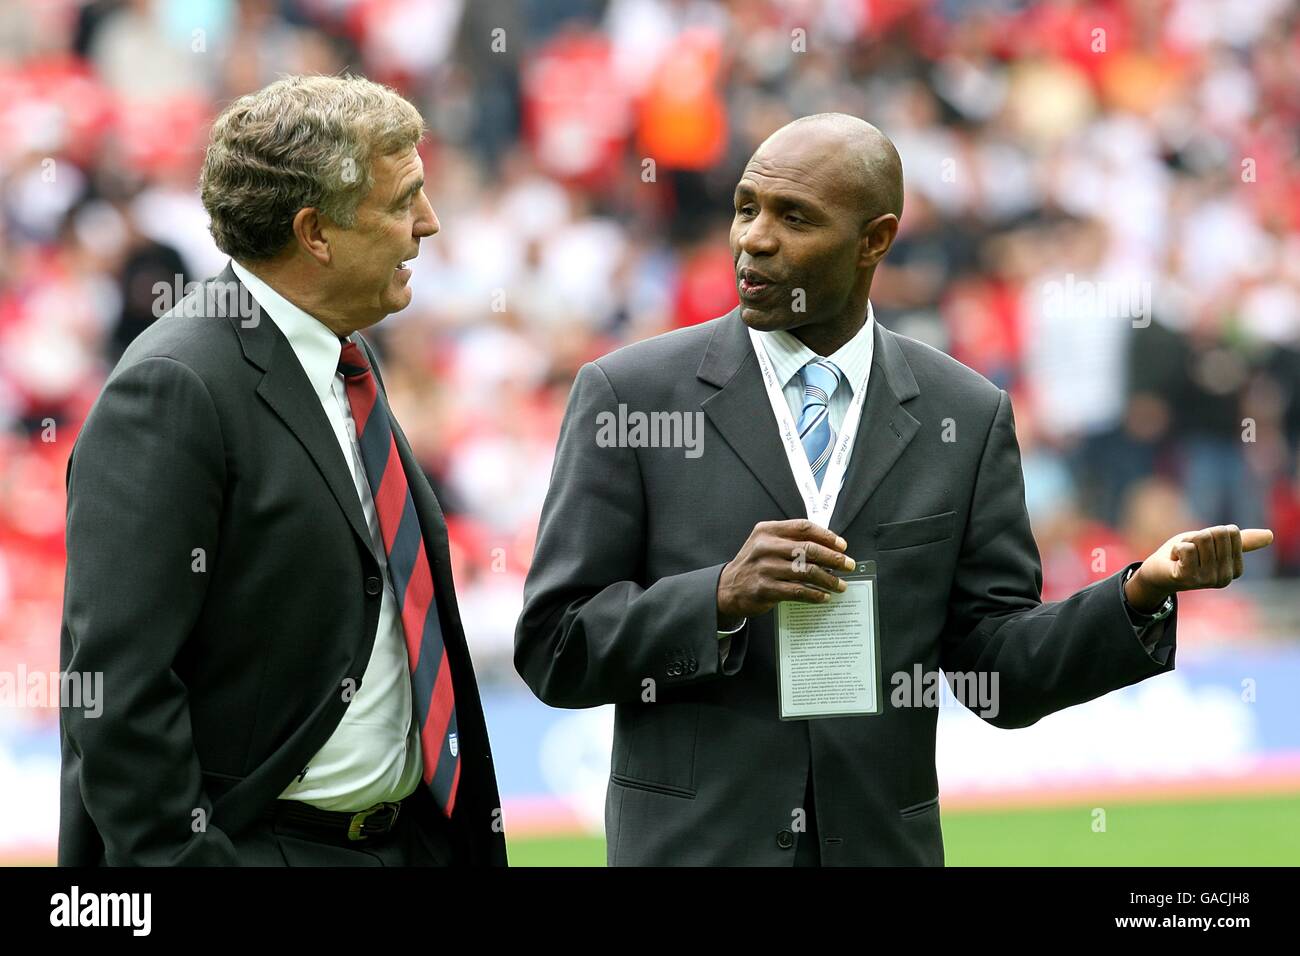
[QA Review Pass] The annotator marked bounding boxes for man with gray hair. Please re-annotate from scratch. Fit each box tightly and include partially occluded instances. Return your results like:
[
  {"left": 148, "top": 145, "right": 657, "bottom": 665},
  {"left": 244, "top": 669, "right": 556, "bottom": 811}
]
[{"left": 59, "top": 74, "right": 506, "bottom": 866}]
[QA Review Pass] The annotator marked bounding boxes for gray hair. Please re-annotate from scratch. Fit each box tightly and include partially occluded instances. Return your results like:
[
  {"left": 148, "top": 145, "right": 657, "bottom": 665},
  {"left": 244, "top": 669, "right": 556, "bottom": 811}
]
[{"left": 199, "top": 74, "right": 426, "bottom": 262}]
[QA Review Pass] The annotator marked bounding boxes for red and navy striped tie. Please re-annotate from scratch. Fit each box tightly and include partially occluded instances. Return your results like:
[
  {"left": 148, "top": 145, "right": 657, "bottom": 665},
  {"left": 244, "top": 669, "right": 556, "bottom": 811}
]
[{"left": 338, "top": 337, "right": 459, "bottom": 817}]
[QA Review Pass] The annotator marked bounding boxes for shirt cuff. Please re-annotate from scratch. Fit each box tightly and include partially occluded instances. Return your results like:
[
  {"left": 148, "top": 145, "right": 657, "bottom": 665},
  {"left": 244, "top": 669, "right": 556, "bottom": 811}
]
[
  {"left": 1120, "top": 563, "right": 1175, "bottom": 663},
  {"left": 717, "top": 618, "right": 747, "bottom": 666}
]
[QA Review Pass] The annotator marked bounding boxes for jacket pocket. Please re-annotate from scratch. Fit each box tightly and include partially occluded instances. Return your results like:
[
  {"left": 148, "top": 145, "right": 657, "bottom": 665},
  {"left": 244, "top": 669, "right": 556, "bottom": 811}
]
[
  {"left": 876, "top": 511, "right": 956, "bottom": 551},
  {"left": 610, "top": 772, "right": 697, "bottom": 800},
  {"left": 899, "top": 794, "right": 940, "bottom": 820},
  {"left": 618, "top": 702, "right": 700, "bottom": 794},
  {"left": 201, "top": 769, "right": 245, "bottom": 799}
]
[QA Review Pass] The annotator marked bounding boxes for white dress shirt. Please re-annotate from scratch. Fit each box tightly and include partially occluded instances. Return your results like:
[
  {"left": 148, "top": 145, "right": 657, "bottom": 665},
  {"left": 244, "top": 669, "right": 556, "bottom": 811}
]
[{"left": 231, "top": 259, "right": 422, "bottom": 811}]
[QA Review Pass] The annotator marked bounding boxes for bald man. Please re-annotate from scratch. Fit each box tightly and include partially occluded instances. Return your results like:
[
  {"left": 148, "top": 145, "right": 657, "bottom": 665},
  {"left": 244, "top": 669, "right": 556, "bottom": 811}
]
[{"left": 515, "top": 114, "right": 1272, "bottom": 866}]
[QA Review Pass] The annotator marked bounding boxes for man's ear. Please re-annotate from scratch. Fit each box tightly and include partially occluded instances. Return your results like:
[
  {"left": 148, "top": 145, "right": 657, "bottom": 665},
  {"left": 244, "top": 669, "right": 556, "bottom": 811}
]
[
  {"left": 858, "top": 213, "right": 899, "bottom": 269},
  {"left": 292, "top": 207, "right": 332, "bottom": 266}
]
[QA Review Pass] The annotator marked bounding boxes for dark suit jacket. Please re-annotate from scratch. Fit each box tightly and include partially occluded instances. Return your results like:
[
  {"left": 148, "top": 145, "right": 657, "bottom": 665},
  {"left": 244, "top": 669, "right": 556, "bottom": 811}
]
[
  {"left": 59, "top": 264, "right": 506, "bottom": 866},
  {"left": 515, "top": 308, "right": 1177, "bottom": 866}
]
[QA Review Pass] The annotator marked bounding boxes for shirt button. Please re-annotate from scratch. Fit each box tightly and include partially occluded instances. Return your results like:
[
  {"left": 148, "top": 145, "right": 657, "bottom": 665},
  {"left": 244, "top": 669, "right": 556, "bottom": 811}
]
[
  {"left": 365, "top": 576, "right": 382, "bottom": 596},
  {"left": 777, "top": 829, "right": 795, "bottom": 850}
]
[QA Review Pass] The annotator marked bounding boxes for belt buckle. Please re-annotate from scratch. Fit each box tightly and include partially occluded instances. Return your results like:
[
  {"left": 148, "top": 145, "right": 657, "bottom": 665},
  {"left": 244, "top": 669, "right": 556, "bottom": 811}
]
[{"left": 347, "top": 802, "right": 399, "bottom": 841}]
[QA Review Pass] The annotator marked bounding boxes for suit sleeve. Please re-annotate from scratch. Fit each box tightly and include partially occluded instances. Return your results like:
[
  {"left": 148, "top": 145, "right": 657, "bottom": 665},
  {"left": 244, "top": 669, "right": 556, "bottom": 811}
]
[
  {"left": 939, "top": 389, "right": 1177, "bottom": 729},
  {"left": 1123, "top": 577, "right": 1175, "bottom": 664},
  {"left": 515, "top": 362, "right": 746, "bottom": 709},
  {"left": 61, "top": 356, "right": 239, "bottom": 865}
]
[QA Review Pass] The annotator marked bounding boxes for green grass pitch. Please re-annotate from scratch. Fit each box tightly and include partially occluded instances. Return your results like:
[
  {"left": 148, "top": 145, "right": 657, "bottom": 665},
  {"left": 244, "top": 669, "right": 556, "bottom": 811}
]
[{"left": 506, "top": 792, "right": 1300, "bottom": 866}]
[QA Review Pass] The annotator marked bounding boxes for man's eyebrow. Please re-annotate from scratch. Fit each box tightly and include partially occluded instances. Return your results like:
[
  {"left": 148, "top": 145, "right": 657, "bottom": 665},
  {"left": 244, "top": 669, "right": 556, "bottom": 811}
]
[
  {"left": 394, "top": 178, "right": 424, "bottom": 205},
  {"left": 733, "top": 184, "right": 823, "bottom": 214}
]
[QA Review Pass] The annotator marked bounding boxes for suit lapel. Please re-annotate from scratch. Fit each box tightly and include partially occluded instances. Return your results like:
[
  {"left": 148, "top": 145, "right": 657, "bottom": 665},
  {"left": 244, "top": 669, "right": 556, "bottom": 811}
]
[
  {"left": 387, "top": 395, "right": 455, "bottom": 602},
  {"left": 217, "top": 265, "right": 373, "bottom": 551},
  {"left": 828, "top": 319, "right": 920, "bottom": 531},
  {"left": 698, "top": 309, "right": 921, "bottom": 531},
  {"left": 699, "top": 310, "right": 805, "bottom": 520},
  {"left": 354, "top": 334, "right": 466, "bottom": 646},
  {"left": 392, "top": 420, "right": 468, "bottom": 643}
]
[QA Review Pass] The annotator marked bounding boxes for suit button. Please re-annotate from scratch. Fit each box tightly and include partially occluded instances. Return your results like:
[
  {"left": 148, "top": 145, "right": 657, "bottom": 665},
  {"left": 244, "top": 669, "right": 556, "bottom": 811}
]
[
  {"left": 777, "top": 829, "right": 794, "bottom": 850},
  {"left": 365, "top": 576, "right": 382, "bottom": 596},
  {"left": 686, "top": 659, "right": 698, "bottom": 674}
]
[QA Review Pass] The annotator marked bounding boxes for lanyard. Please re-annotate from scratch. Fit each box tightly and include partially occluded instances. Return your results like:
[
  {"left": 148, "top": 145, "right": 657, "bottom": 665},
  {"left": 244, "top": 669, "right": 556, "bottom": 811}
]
[{"left": 747, "top": 309, "right": 873, "bottom": 528}]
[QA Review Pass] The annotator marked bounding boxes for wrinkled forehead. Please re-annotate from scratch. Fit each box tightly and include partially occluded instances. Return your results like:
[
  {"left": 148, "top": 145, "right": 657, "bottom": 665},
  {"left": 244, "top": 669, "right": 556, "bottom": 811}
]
[{"left": 738, "top": 130, "right": 866, "bottom": 208}]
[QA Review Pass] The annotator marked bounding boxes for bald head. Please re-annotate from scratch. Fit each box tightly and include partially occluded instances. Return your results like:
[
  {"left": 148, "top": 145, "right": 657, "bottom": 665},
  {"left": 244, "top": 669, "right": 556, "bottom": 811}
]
[
  {"left": 754, "top": 113, "right": 904, "bottom": 223},
  {"left": 729, "top": 112, "right": 903, "bottom": 353}
]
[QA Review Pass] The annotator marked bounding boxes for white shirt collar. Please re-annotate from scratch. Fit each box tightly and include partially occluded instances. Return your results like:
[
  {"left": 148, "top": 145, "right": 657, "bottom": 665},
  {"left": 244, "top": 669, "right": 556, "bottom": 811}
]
[
  {"left": 758, "top": 301, "right": 876, "bottom": 393},
  {"left": 230, "top": 259, "right": 345, "bottom": 402}
]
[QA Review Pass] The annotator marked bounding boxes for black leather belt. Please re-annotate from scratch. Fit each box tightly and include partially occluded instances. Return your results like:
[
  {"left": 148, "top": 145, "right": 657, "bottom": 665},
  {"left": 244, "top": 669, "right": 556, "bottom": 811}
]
[{"left": 265, "top": 796, "right": 409, "bottom": 843}]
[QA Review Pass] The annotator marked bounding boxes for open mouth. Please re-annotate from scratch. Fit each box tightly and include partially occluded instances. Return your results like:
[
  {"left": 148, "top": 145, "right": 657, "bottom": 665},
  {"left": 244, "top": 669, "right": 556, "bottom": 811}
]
[
  {"left": 738, "top": 268, "right": 776, "bottom": 300},
  {"left": 395, "top": 250, "right": 419, "bottom": 276}
]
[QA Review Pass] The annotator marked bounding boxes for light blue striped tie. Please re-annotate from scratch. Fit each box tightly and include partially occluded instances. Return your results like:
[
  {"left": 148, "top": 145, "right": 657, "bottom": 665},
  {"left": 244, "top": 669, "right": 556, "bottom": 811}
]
[{"left": 797, "top": 358, "right": 844, "bottom": 488}]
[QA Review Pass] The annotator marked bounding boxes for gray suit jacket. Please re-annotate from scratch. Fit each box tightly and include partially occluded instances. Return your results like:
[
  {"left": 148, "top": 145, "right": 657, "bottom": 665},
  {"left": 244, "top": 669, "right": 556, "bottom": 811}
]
[{"left": 515, "top": 308, "right": 1176, "bottom": 866}]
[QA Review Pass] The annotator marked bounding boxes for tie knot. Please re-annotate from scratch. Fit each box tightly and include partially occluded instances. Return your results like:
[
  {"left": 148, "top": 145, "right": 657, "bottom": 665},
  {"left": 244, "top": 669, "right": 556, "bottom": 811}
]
[
  {"left": 337, "top": 339, "right": 371, "bottom": 378},
  {"left": 799, "top": 358, "right": 842, "bottom": 400}
]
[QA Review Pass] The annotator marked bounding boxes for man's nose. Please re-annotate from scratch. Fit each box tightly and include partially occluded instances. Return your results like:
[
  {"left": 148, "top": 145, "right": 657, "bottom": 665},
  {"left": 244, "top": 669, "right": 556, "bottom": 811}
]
[
  {"left": 414, "top": 191, "right": 439, "bottom": 238},
  {"left": 738, "top": 212, "right": 777, "bottom": 256}
]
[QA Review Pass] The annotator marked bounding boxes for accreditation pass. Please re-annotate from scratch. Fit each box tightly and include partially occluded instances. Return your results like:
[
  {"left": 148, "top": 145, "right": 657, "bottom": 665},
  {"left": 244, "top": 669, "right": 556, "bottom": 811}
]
[{"left": 777, "top": 560, "right": 883, "bottom": 720}]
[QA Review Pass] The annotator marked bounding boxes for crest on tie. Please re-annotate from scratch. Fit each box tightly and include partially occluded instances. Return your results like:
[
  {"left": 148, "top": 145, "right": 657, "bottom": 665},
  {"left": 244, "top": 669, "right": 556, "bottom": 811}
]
[{"left": 448, "top": 733, "right": 458, "bottom": 757}]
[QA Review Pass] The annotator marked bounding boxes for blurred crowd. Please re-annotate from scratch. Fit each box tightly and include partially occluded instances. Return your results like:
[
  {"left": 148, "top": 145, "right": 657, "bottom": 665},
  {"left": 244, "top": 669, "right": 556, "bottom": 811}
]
[{"left": 1, "top": 0, "right": 1299, "bottom": 688}]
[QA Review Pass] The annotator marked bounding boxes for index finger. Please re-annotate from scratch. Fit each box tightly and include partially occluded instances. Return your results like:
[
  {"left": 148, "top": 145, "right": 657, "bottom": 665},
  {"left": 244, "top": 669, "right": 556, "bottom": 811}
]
[
  {"left": 769, "top": 519, "right": 847, "bottom": 552},
  {"left": 791, "top": 541, "right": 857, "bottom": 573},
  {"left": 1241, "top": 528, "right": 1274, "bottom": 553}
]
